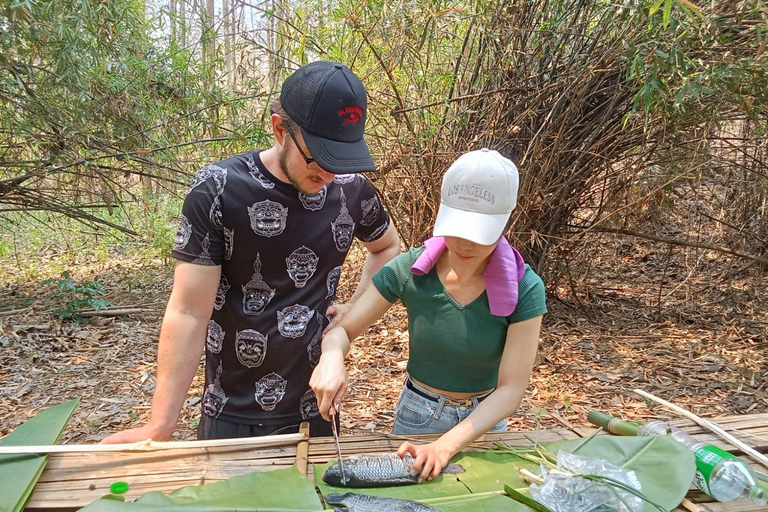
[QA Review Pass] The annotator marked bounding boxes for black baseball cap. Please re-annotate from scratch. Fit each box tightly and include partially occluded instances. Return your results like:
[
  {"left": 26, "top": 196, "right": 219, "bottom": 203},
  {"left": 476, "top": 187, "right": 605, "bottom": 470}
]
[{"left": 280, "top": 61, "right": 375, "bottom": 174}]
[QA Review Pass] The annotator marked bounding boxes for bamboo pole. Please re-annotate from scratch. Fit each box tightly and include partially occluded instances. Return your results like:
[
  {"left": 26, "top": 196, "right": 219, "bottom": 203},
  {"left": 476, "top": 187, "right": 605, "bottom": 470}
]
[
  {"left": 633, "top": 388, "right": 768, "bottom": 471},
  {"left": 295, "top": 422, "right": 310, "bottom": 476},
  {"left": 0, "top": 433, "right": 305, "bottom": 455}
]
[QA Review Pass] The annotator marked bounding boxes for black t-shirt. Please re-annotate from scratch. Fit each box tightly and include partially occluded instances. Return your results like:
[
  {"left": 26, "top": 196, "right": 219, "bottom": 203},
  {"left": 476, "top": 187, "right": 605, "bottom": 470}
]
[{"left": 171, "top": 150, "right": 390, "bottom": 425}]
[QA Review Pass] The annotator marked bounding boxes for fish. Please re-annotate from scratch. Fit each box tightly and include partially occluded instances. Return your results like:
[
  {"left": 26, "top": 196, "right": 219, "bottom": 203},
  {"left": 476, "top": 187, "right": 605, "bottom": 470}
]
[
  {"left": 324, "top": 492, "right": 440, "bottom": 512},
  {"left": 322, "top": 452, "right": 465, "bottom": 487}
]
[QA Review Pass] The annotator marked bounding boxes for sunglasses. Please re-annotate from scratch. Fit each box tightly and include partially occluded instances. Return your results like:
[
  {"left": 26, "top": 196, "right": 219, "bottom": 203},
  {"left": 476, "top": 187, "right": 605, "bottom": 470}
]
[{"left": 283, "top": 123, "right": 316, "bottom": 166}]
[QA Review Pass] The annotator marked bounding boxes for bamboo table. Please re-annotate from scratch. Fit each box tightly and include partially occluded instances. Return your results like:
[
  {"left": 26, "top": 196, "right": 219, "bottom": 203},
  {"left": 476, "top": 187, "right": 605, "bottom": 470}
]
[{"left": 24, "top": 413, "right": 768, "bottom": 512}]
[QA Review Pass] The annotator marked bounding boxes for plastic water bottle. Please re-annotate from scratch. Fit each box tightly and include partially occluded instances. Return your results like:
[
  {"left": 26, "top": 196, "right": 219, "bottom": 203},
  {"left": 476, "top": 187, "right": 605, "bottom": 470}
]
[{"left": 638, "top": 420, "right": 767, "bottom": 505}]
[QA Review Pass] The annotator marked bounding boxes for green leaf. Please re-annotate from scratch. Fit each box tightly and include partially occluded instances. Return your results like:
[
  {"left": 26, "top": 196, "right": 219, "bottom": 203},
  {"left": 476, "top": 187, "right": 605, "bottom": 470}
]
[
  {"left": 663, "top": 0, "right": 672, "bottom": 28},
  {"left": 10, "top": 0, "right": 33, "bottom": 9},
  {"left": 78, "top": 466, "right": 323, "bottom": 512},
  {"left": 649, "top": 0, "right": 665, "bottom": 16},
  {"left": 674, "top": 83, "right": 690, "bottom": 106},
  {"left": 503, "top": 485, "right": 554, "bottom": 512},
  {"left": 0, "top": 399, "right": 79, "bottom": 512},
  {"left": 313, "top": 436, "right": 694, "bottom": 511},
  {"left": 543, "top": 435, "right": 695, "bottom": 511}
]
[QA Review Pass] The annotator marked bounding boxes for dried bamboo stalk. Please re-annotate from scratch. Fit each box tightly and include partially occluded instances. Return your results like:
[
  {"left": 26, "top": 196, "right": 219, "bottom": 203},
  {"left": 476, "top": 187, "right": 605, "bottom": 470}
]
[
  {"left": 0, "top": 432, "right": 305, "bottom": 455},
  {"left": 633, "top": 388, "right": 768, "bottom": 470},
  {"left": 679, "top": 498, "right": 702, "bottom": 512}
]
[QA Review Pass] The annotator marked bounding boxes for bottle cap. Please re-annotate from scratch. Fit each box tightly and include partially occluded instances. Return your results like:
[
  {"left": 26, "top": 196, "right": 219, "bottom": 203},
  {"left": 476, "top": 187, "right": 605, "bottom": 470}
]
[{"left": 110, "top": 481, "right": 129, "bottom": 494}]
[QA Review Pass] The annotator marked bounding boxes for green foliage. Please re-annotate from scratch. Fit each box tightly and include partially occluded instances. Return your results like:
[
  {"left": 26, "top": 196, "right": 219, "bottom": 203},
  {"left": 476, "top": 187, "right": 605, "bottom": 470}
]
[
  {"left": 625, "top": 0, "right": 768, "bottom": 125},
  {"left": 0, "top": 399, "right": 79, "bottom": 512},
  {"left": 40, "top": 271, "right": 112, "bottom": 323},
  {"left": 1, "top": 0, "right": 766, "bottom": 280},
  {"left": 0, "top": 0, "right": 268, "bottom": 236}
]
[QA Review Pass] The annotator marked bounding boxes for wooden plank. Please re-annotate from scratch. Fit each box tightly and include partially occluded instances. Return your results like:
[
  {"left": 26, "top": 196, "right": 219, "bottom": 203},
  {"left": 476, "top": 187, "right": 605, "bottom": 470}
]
[{"left": 24, "top": 414, "right": 768, "bottom": 511}]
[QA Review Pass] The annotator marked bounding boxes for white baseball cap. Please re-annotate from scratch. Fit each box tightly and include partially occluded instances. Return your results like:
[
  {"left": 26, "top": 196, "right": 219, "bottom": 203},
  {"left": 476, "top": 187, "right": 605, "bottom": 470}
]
[{"left": 433, "top": 149, "right": 519, "bottom": 246}]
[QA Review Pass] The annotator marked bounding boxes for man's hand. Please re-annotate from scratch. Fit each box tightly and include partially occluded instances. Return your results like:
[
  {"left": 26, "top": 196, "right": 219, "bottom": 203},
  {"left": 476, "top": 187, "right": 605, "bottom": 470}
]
[
  {"left": 324, "top": 303, "right": 352, "bottom": 333},
  {"left": 310, "top": 349, "right": 347, "bottom": 420},
  {"left": 100, "top": 424, "right": 172, "bottom": 444},
  {"left": 398, "top": 440, "right": 455, "bottom": 483}
]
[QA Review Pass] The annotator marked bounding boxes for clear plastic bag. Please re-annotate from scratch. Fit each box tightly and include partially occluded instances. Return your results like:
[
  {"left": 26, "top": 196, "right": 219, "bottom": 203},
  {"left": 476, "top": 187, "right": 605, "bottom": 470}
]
[{"left": 528, "top": 451, "right": 644, "bottom": 512}]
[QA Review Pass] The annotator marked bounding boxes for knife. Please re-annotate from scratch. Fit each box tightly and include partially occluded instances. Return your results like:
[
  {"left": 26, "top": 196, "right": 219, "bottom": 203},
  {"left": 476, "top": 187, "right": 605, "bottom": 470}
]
[{"left": 330, "top": 408, "right": 346, "bottom": 485}]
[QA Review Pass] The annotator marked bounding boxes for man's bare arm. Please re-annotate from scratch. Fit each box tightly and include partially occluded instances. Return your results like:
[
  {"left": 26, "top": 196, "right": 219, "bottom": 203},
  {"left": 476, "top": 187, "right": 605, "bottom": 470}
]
[{"left": 101, "top": 261, "right": 220, "bottom": 443}]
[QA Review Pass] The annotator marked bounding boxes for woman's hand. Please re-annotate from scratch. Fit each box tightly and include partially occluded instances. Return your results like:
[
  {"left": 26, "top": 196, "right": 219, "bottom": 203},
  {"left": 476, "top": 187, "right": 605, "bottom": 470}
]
[
  {"left": 398, "top": 440, "right": 456, "bottom": 483},
  {"left": 309, "top": 348, "right": 347, "bottom": 420}
]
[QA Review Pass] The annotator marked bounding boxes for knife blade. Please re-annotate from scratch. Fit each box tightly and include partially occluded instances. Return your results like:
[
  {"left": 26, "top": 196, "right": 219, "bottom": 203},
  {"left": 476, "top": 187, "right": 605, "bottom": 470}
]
[{"left": 330, "top": 409, "right": 346, "bottom": 485}]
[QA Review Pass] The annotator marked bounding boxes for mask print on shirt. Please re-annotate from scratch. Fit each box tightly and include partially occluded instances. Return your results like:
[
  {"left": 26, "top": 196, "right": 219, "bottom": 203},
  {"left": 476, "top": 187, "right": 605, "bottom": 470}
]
[
  {"left": 191, "top": 233, "right": 215, "bottom": 265},
  {"left": 214, "top": 274, "right": 230, "bottom": 311},
  {"left": 255, "top": 372, "right": 287, "bottom": 411},
  {"left": 277, "top": 304, "right": 314, "bottom": 339},
  {"left": 189, "top": 164, "right": 227, "bottom": 194},
  {"left": 247, "top": 154, "right": 275, "bottom": 189},
  {"left": 286, "top": 246, "right": 319, "bottom": 288},
  {"left": 333, "top": 174, "right": 356, "bottom": 184},
  {"left": 248, "top": 199, "right": 288, "bottom": 237},
  {"left": 326, "top": 265, "right": 342, "bottom": 299},
  {"left": 299, "top": 186, "right": 327, "bottom": 211},
  {"left": 242, "top": 254, "right": 275, "bottom": 315},
  {"left": 206, "top": 319, "right": 225, "bottom": 353},
  {"left": 174, "top": 214, "right": 191, "bottom": 251},
  {"left": 223, "top": 226, "right": 234, "bottom": 260},
  {"left": 300, "top": 389, "right": 320, "bottom": 420},
  {"left": 331, "top": 189, "right": 355, "bottom": 252},
  {"left": 235, "top": 329, "right": 268, "bottom": 368},
  {"left": 360, "top": 196, "right": 380, "bottom": 226},
  {"left": 360, "top": 221, "right": 389, "bottom": 243},
  {"left": 210, "top": 195, "right": 223, "bottom": 230},
  {"left": 202, "top": 361, "right": 228, "bottom": 418},
  {"left": 307, "top": 312, "right": 323, "bottom": 368}
]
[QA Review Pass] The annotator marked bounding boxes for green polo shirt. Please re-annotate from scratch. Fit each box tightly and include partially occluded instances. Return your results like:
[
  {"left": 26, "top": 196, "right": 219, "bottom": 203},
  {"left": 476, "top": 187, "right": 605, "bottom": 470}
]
[{"left": 372, "top": 247, "right": 547, "bottom": 392}]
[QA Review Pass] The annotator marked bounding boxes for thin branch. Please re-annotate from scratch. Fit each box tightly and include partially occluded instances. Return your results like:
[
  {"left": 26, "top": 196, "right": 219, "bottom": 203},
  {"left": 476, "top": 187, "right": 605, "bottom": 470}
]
[
  {"left": 634, "top": 389, "right": 768, "bottom": 471},
  {"left": 596, "top": 228, "right": 768, "bottom": 266}
]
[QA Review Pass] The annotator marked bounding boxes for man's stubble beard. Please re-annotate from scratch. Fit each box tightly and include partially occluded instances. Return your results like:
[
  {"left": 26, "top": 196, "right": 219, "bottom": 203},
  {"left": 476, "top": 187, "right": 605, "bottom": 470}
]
[{"left": 279, "top": 146, "right": 317, "bottom": 196}]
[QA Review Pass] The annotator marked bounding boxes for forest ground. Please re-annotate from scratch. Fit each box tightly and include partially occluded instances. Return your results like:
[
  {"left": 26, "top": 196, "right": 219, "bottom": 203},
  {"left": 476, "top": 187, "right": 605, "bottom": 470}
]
[{"left": 1, "top": 223, "right": 766, "bottom": 444}]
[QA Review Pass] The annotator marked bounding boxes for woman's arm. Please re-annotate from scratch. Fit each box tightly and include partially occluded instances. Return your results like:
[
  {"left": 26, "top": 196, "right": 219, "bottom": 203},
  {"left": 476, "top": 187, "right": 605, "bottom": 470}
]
[
  {"left": 324, "top": 220, "right": 400, "bottom": 332},
  {"left": 398, "top": 315, "right": 543, "bottom": 481},
  {"left": 310, "top": 284, "right": 395, "bottom": 419}
]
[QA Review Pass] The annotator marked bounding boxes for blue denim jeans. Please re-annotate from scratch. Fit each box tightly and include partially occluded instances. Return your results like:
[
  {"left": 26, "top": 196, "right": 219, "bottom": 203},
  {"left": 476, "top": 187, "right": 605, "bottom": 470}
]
[{"left": 391, "top": 379, "right": 507, "bottom": 435}]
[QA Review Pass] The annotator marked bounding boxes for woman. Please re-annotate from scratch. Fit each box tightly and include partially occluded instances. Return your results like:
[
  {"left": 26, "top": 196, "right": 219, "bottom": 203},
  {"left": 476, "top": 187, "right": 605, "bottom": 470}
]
[{"left": 310, "top": 149, "right": 546, "bottom": 482}]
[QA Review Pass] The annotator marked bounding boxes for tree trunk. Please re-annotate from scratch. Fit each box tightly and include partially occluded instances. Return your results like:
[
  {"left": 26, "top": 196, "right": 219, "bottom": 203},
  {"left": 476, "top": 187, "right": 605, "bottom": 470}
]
[
  {"left": 170, "top": 0, "right": 177, "bottom": 44},
  {"left": 266, "top": 0, "right": 283, "bottom": 91},
  {"left": 179, "top": 0, "right": 186, "bottom": 47}
]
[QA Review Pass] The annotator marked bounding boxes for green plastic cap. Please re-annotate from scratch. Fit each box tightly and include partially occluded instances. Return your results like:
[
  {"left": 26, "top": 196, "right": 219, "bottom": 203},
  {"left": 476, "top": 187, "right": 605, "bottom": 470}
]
[{"left": 110, "top": 481, "right": 129, "bottom": 494}]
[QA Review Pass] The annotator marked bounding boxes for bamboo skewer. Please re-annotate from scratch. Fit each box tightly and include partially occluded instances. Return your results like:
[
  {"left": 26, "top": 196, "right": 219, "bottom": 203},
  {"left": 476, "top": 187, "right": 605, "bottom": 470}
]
[
  {"left": 634, "top": 388, "right": 768, "bottom": 471},
  {"left": 0, "top": 433, "right": 305, "bottom": 455}
]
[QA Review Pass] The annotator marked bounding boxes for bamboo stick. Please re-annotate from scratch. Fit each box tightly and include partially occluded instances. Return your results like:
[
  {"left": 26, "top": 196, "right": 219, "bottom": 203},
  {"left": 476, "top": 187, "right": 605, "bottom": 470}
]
[
  {"left": 0, "top": 433, "right": 305, "bottom": 455},
  {"left": 633, "top": 388, "right": 768, "bottom": 471},
  {"left": 680, "top": 497, "right": 702, "bottom": 512},
  {"left": 295, "top": 422, "right": 310, "bottom": 476}
]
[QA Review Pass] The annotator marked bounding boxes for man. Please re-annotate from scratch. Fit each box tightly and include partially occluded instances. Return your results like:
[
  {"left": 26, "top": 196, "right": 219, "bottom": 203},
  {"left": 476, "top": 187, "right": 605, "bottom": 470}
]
[{"left": 102, "top": 61, "right": 400, "bottom": 442}]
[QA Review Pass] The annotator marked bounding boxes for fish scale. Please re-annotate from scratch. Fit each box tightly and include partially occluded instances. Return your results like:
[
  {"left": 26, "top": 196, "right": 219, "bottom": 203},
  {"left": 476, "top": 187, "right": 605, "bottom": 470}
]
[
  {"left": 324, "top": 492, "right": 440, "bottom": 512},
  {"left": 322, "top": 452, "right": 465, "bottom": 488}
]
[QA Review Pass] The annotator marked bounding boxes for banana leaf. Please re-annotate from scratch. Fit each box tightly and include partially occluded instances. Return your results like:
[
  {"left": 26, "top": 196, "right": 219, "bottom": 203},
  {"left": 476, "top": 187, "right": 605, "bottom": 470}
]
[
  {"left": 77, "top": 434, "right": 694, "bottom": 512},
  {"left": 314, "top": 435, "right": 695, "bottom": 511},
  {"left": 79, "top": 466, "right": 323, "bottom": 512},
  {"left": 0, "top": 399, "right": 79, "bottom": 512},
  {"left": 543, "top": 435, "right": 696, "bottom": 511}
]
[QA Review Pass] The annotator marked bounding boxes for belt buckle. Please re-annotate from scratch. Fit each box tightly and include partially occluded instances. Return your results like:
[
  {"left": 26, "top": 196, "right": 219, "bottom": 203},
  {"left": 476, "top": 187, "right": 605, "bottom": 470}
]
[{"left": 445, "top": 397, "right": 474, "bottom": 407}]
